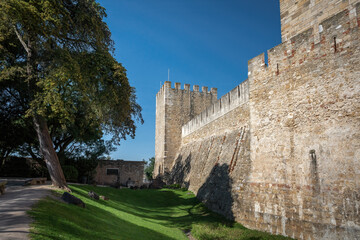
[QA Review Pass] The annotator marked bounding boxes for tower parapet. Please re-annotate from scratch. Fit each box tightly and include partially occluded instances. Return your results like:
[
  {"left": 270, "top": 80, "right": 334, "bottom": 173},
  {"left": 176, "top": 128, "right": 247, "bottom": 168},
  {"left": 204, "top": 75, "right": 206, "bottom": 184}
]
[
  {"left": 154, "top": 81, "right": 217, "bottom": 177},
  {"left": 155, "top": 1, "right": 360, "bottom": 239}
]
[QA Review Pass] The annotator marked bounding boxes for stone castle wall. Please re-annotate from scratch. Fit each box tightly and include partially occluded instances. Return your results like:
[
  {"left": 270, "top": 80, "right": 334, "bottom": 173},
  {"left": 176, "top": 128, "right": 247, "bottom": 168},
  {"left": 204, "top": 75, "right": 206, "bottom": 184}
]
[
  {"left": 170, "top": 100, "right": 250, "bottom": 216},
  {"left": 246, "top": 6, "right": 359, "bottom": 239},
  {"left": 182, "top": 80, "right": 249, "bottom": 137},
  {"left": 154, "top": 82, "right": 217, "bottom": 177},
  {"left": 280, "top": 0, "right": 359, "bottom": 42},
  {"left": 156, "top": 1, "right": 360, "bottom": 239}
]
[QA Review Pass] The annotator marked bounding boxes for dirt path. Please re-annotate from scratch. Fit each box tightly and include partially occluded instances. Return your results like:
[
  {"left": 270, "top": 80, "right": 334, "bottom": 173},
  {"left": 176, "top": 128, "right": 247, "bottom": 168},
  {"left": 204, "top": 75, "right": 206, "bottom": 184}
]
[{"left": 0, "top": 183, "right": 51, "bottom": 240}]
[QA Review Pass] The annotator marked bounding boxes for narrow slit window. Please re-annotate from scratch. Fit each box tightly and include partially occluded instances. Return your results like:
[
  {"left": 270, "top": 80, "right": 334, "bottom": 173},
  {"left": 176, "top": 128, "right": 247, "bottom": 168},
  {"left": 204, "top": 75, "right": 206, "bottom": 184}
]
[{"left": 334, "top": 37, "right": 337, "bottom": 53}]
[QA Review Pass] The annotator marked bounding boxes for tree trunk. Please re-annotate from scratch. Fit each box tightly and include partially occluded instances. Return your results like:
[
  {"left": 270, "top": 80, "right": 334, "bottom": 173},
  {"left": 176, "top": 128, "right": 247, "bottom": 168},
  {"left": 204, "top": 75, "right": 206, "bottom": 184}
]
[
  {"left": 13, "top": 26, "right": 70, "bottom": 191},
  {"left": 0, "top": 149, "right": 11, "bottom": 167},
  {"left": 33, "top": 114, "right": 70, "bottom": 191}
]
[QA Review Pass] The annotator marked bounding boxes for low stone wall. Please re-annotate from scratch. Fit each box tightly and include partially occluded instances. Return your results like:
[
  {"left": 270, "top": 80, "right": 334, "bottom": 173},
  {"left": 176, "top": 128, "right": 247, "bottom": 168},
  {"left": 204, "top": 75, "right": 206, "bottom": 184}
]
[{"left": 94, "top": 160, "right": 144, "bottom": 187}]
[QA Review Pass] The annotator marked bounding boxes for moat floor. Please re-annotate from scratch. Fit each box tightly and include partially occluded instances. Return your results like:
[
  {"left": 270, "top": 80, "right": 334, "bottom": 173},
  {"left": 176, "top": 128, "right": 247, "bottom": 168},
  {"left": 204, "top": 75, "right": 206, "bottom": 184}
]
[{"left": 27, "top": 184, "right": 292, "bottom": 240}]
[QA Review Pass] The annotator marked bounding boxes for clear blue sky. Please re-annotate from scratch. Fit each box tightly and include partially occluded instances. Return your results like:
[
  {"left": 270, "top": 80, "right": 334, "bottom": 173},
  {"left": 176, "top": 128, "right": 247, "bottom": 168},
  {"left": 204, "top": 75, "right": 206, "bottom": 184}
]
[{"left": 99, "top": 0, "right": 282, "bottom": 161}]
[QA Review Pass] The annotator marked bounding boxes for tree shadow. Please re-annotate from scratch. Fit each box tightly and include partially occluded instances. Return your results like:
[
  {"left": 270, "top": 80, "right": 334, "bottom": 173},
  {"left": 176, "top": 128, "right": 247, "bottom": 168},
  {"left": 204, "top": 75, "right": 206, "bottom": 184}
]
[
  {"left": 196, "top": 163, "right": 235, "bottom": 221},
  {"left": 68, "top": 185, "right": 228, "bottom": 232},
  {"left": 29, "top": 196, "right": 178, "bottom": 240}
]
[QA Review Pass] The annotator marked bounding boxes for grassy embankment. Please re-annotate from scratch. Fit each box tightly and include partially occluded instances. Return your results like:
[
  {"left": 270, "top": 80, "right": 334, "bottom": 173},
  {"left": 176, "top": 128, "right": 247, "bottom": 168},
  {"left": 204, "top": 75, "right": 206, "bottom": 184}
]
[{"left": 29, "top": 185, "right": 292, "bottom": 240}]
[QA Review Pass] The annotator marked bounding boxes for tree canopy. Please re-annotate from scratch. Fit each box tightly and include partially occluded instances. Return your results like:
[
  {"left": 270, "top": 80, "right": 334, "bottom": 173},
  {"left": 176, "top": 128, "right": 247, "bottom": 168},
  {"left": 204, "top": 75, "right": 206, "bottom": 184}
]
[
  {"left": 145, "top": 157, "right": 155, "bottom": 180},
  {"left": 0, "top": 0, "right": 143, "bottom": 189}
]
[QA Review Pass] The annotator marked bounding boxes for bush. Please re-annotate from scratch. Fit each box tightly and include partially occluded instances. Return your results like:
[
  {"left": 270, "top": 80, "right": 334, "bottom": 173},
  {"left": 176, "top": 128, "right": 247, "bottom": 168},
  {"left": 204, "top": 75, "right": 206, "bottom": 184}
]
[
  {"left": 62, "top": 165, "right": 78, "bottom": 182},
  {"left": 74, "top": 158, "right": 98, "bottom": 183},
  {"left": 144, "top": 157, "right": 155, "bottom": 180}
]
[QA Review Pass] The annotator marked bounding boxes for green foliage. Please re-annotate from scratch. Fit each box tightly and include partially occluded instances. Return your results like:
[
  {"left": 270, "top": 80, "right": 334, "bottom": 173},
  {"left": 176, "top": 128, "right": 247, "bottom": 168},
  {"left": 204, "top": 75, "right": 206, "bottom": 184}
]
[
  {"left": 29, "top": 185, "right": 293, "bottom": 240},
  {"left": 0, "top": 0, "right": 143, "bottom": 166},
  {"left": 191, "top": 222, "right": 292, "bottom": 240},
  {"left": 0, "top": 156, "right": 47, "bottom": 177},
  {"left": 0, "top": 62, "right": 36, "bottom": 161},
  {"left": 144, "top": 157, "right": 155, "bottom": 180},
  {"left": 74, "top": 158, "right": 98, "bottom": 179},
  {"left": 62, "top": 165, "right": 78, "bottom": 182},
  {"left": 63, "top": 157, "right": 98, "bottom": 183}
]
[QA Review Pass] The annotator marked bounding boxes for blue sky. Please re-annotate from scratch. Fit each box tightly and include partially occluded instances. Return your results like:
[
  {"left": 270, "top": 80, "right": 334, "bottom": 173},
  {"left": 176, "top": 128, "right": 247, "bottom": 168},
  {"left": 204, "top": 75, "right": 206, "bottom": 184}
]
[{"left": 99, "top": 0, "right": 282, "bottom": 161}]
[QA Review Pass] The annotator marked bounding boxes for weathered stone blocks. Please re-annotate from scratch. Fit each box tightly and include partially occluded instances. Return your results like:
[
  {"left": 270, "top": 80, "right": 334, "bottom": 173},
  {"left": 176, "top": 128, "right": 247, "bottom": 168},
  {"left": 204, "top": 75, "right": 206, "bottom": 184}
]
[{"left": 155, "top": 1, "right": 360, "bottom": 239}]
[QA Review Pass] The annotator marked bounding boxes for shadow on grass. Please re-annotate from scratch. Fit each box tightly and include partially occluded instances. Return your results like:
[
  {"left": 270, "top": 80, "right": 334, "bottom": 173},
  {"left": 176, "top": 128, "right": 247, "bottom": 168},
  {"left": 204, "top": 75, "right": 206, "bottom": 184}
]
[
  {"left": 29, "top": 185, "right": 292, "bottom": 240},
  {"left": 29, "top": 195, "right": 179, "bottom": 240},
  {"left": 69, "top": 185, "right": 228, "bottom": 231}
]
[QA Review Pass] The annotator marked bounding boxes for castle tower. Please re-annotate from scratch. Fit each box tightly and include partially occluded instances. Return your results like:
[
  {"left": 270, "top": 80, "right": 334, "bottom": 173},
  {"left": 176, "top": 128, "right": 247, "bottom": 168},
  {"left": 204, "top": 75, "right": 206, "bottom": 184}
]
[
  {"left": 154, "top": 81, "right": 217, "bottom": 178},
  {"left": 280, "top": 0, "right": 359, "bottom": 42}
]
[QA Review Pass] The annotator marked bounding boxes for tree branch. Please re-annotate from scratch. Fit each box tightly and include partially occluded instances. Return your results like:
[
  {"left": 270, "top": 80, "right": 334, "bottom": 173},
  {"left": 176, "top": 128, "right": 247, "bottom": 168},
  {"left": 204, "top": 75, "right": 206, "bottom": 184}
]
[
  {"left": 58, "top": 136, "right": 74, "bottom": 155},
  {"left": 13, "top": 25, "right": 30, "bottom": 54},
  {"left": 27, "top": 145, "right": 39, "bottom": 160},
  {"left": 5, "top": 87, "right": 25, "bottom": 108}
]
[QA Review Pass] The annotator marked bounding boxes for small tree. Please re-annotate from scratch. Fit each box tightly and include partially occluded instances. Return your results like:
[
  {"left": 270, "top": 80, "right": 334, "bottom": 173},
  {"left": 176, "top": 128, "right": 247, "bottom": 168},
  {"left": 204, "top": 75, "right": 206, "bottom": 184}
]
[{"left": 144, "top": 157, "right": 155, "bottom": 180}]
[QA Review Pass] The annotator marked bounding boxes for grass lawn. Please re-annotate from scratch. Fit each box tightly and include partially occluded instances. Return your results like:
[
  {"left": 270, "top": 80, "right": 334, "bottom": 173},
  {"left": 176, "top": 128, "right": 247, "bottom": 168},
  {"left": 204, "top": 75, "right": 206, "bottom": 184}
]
[{"left": 28, "top": 185, "right": 292, "bottom": 240}]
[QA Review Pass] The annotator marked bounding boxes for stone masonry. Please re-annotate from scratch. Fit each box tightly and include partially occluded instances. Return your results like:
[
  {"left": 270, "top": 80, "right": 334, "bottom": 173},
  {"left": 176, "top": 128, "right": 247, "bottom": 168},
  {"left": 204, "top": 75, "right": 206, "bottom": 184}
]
[
  {"left": 94, "top": 160, "right": 144, "bottom": 187},
  {"left": 280, "top": 0, "right": 359, "bottom": 42},
  {"left": 154, "top": 82, "right": 217, "bottom": 177},
  {"left": 155, "top": 1, "right": 360, "bottom": 239}
]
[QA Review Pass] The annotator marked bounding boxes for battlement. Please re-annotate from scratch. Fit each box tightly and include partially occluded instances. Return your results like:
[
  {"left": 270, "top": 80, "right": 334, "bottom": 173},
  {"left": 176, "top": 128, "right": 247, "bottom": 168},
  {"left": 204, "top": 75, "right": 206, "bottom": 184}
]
[
  {"left": 155, "top": 80, "right": 217, "bottom": 177},
  {"left": 156, "top": 2, "right": 360, "bottom": 238},
  {"left": 156, "top": 81, "right": 218, "bottom": 98},
  {"left": 182, "top": 80, "right": 249, "bottom": 137},
  {"left": 181, "top": 4, "right": 360, "bottom": 139},
  {"left": 280, "top": 0, "right": 359, "bottom": 42},
  {"left": 249, "top": 6, "right": 359, "bottom": 80}
]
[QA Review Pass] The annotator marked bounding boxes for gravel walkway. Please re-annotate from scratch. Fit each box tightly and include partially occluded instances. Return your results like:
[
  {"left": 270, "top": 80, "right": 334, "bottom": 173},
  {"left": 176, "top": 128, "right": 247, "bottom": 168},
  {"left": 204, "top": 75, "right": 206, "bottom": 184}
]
[{"left": 0, "top": 180, "right": 51, "bottom": 240}]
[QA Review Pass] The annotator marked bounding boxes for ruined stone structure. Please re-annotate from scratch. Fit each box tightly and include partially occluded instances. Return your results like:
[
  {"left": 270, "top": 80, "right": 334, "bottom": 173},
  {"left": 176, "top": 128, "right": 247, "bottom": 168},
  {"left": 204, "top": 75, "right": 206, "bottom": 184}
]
[
  {"left": 94, "top": 160, "right": 144, "bottom": 187},
  {"left": 154, "top": 0, "right": 360, "bottom": 239}
]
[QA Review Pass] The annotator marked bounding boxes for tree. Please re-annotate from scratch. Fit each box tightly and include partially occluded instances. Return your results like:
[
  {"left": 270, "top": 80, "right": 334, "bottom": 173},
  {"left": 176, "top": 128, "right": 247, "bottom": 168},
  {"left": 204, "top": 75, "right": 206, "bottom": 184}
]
[
  {"left": 0, "top": 0, "right": 143, "bottom": 190},
  {"left": 144, "top": 157, "right": 155, "bottom": 180}
]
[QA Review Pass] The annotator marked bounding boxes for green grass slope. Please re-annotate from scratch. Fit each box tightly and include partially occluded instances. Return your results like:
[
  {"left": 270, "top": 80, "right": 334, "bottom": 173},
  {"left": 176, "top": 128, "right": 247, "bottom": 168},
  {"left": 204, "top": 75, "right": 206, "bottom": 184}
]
[{"left": 28, "top": 185, "right": 292, "bottom": 240}]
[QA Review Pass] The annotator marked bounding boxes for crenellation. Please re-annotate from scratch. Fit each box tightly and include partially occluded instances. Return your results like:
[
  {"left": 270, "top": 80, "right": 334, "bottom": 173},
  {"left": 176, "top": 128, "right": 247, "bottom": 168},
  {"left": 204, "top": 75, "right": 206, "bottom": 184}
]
[
  {"left": 210, "top": 87, "right": 217, "bottom": 95},
  {"left": 248, "top": 53, "right": 265, "bottom": 78},
  {"left": 249, "top": 7, "right": 358, "bottom": 82},
  {"left": 160, "top": 81, "right": 218, "bottom": 94},
  {"left": 154, "top": 80, "right": 217, "bottom": 177},
  {"left": 280, "top": 0, "right": 358, "bottom": 42},
  {"left": 184, "top": 83, "right": 190, "bottom": 91},
  {"left": 164, "top": 80, "right": 171, "bottom": 89},
  {"left": 157, "top": 1, "right": 360, "bottom": 239},
  {"left": 182, "top": 80, "right": 249, "bottom": 137},
  {"left": 175, "top": 82, "right": 181, "bottom": 90}
]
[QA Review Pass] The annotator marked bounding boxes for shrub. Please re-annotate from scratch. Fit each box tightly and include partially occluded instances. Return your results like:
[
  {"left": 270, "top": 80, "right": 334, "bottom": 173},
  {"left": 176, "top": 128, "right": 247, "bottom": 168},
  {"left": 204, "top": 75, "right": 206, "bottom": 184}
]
[{"left": 62, "top": 165, "right": 78, "bottom": 182}]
